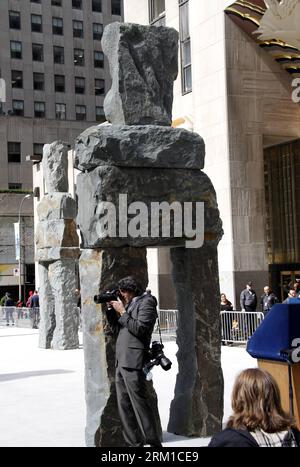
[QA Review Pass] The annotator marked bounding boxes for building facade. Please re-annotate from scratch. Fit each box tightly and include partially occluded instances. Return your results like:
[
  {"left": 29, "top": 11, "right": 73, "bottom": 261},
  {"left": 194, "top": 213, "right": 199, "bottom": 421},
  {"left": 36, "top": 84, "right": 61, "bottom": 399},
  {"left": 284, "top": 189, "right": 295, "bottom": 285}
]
[
  {"left": 124, "top": 0, "right": 300, "bottom": 307},
  {"left": 0, "top": 0, "right": 123, "bottom": 301}
]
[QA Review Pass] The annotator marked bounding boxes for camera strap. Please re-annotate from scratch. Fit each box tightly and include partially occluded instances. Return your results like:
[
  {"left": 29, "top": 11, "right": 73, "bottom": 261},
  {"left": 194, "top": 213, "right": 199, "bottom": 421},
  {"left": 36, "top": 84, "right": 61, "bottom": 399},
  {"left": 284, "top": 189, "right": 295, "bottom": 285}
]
[{"left": 156, "top": 314, "right": 164, "bottom": 346}]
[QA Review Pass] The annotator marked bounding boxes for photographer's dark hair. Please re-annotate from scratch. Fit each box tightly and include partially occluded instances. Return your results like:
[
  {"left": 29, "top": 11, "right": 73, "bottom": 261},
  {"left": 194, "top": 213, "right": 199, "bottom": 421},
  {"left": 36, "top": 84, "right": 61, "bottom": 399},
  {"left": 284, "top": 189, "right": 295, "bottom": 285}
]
[{"left": 118, "top": 276, "right": 144, "bottom": 296}]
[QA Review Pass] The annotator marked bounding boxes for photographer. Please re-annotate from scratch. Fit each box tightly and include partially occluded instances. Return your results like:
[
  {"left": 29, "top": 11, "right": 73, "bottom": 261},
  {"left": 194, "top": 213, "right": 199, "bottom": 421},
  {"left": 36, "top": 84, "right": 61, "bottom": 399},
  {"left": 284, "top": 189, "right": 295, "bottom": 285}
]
[{"left": 106, "top": 276, "right": 162, "bottom": 448}]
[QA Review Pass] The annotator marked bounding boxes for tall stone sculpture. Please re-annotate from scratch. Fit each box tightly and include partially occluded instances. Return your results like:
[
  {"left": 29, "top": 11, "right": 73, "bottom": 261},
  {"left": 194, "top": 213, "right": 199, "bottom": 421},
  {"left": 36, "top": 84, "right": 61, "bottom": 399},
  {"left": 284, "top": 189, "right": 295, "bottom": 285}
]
[
  {"left": 75, "top": 23, "right": 224, "bottom": 446},
  {"left": 36, "top": 141, "right": 80, "bottom": 350}
]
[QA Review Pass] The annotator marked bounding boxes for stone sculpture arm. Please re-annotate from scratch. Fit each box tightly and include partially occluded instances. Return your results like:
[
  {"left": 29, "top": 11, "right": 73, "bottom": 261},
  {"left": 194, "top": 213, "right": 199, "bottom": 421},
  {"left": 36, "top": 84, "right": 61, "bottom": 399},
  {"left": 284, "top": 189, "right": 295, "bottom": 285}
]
[{"left": 118, "top": 296, "right": 157, "bottom": 340}]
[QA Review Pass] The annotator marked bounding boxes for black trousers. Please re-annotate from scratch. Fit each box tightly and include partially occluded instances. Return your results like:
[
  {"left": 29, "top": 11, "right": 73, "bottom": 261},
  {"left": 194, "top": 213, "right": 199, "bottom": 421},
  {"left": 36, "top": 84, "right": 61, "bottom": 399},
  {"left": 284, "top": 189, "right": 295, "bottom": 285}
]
[{"left": 115, "top": 366, "right": 162, "bottom": 447}]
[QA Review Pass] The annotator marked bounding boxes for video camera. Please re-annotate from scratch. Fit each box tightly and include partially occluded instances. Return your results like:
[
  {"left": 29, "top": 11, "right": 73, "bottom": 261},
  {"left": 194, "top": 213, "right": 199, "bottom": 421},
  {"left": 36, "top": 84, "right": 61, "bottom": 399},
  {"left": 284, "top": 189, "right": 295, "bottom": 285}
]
[
  {"left": 143, "top": 341, "right": 172, "bottom": 380},
  {"left": 94, "top": 289, "right": 120, "bottom": 304}
]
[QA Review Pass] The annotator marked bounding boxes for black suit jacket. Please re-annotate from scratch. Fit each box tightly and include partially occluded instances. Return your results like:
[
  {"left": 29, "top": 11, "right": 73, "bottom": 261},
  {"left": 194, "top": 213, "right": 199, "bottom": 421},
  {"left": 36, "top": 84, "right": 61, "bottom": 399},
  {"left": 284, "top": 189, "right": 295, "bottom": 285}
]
[{"left": 107, "top": 293, "right": 158, "bottom": 370}]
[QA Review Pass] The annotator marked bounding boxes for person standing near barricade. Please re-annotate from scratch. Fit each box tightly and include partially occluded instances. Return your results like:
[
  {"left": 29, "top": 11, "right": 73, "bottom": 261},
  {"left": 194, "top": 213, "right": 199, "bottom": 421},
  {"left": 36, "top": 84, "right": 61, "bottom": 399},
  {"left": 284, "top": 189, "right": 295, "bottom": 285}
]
[
  {"left": 260, "top": 286, "right": 279, "bottom": 317},
  {"left": 220, "top": 293, "right": 235, "bottom": 345},
  {"left": 240, "top": 281, "right": 257, "bottom": 339},
  {"left": 240, "top": 282, "right": 257, "bottom": 312},
  {"left": 30, "top": 290, "right": 40, "bottom": 329},
  {"left": 220, "top": 293, "right": 233, "bottom": 311},
  {"left": 4, "top": 292, "right": 15, "bottom": 326}
]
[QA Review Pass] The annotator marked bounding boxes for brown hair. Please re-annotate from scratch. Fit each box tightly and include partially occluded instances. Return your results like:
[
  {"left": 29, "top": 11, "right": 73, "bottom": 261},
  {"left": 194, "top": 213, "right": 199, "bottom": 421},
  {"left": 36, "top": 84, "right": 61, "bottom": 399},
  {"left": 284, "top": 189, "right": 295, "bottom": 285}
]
[{"left": 227, "top": 368, "right": 295, "bottom": 433}]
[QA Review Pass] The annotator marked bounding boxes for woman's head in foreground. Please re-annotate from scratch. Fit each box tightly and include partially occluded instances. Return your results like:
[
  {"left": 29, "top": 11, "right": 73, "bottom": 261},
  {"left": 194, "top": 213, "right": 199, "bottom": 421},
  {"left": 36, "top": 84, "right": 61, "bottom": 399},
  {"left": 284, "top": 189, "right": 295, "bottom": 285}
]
[{"left": 227, "top": 368, "right": 295, "bottom": 433}]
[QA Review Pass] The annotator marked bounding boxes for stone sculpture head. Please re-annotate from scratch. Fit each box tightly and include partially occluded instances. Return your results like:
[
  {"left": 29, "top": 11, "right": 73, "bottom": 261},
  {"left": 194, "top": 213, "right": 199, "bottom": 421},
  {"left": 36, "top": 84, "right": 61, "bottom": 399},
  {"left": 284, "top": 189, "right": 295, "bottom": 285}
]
[
  {"left": 101, "top": 22, "right": 179, "bottom": 126},
  {"left": 42, "top": 141, "right": 69, "bottom": 193}
]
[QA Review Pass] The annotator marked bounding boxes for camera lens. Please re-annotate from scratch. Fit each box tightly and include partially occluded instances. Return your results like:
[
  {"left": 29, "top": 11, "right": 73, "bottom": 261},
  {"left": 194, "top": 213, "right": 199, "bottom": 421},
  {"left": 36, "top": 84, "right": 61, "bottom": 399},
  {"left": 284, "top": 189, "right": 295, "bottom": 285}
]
[{"left": 159, "top": 356, "right": 172, "bottom": 371}]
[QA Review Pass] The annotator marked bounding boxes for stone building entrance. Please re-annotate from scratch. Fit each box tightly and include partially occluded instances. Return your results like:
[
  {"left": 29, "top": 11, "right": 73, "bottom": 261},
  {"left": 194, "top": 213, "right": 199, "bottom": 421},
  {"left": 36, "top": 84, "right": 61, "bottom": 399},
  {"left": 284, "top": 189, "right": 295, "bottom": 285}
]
[{"left": 264, "top": 139, "right": 300, "bottom": 300}]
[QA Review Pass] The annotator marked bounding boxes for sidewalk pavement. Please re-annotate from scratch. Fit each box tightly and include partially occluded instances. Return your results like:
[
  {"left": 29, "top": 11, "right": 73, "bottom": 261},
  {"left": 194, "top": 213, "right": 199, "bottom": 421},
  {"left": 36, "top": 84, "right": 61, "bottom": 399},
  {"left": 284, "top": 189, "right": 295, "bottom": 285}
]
[{"left": 0, "top": 326, "right": 256, "bottom": 447}]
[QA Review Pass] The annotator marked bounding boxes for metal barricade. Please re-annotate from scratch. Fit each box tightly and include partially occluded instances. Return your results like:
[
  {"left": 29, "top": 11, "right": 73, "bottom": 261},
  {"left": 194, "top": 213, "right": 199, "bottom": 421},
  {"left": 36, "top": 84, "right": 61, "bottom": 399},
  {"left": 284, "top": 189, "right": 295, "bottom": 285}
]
[
  {"left": 220, "top": 310, "right": 264, "bottom": 345},
  {"left": 15, "top": 307, "right": 32, "bottom": 320},
  {"left": 16, "top": 307, "right": 40, "bottom": 328},
  {"left": 157, "top": 309, "right": 178, "bottom": 335},
  {"left": 0, "top": 306, "right": 18, "bottom": 325},
  {"left": 0, "top": 306, "right": 40, "bottom": 327},
  {"left": 1, "top": 305, "right": 81, "bottom": 330}
]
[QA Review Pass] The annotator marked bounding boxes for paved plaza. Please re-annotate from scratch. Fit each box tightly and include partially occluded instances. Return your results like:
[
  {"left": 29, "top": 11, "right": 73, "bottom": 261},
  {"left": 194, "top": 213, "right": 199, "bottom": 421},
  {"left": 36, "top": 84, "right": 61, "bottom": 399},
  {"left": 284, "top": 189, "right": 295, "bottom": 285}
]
[{"left": 0, "top": 326, "right": 256, "bottom": 447}]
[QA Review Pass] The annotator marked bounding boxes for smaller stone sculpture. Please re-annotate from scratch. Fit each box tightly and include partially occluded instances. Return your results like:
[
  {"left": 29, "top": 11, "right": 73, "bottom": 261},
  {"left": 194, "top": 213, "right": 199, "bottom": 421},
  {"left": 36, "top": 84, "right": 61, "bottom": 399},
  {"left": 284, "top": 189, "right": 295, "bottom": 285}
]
[{"left": 36, "top": 141, "right": 80, "bottom": 350}]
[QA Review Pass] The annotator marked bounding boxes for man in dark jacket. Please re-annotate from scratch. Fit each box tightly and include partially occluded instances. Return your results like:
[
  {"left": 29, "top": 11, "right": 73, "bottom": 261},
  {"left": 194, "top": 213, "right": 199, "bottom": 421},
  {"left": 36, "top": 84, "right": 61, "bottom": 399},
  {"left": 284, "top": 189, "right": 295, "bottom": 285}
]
[
  {"left": 240, "top": 282, "right": 257, "bottom": 311},
  {"left": 240, "top": 282, "right": 258, "bottom": 339},
  {"left": 30, "top": 290, "right": 40, "bottom": 329},
  {"left": 107, "top": 276, "right": 162, "bottom": 448},
  {"left": 260, "top": 286, "right": 279, "bottom": 316},
  {"left": 5, "top": 293, "right": 15, "bottom": 326}
]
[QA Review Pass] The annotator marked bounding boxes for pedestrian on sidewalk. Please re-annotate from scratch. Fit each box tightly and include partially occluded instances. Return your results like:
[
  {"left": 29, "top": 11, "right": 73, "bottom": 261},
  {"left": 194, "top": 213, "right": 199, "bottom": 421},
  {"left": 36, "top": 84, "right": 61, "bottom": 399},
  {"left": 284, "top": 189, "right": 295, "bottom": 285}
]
[
  {"left": 26, "top": 290, "right": 33, "bottom": 308},
  {"left": 30, "top": 290, "right": 40, "bottom": 329},
  {"left": 5, "top": 292, "right": 15, "bottom": 326},
  {"left": 0, "top": 293, "right": 7, "bottom": 306}
]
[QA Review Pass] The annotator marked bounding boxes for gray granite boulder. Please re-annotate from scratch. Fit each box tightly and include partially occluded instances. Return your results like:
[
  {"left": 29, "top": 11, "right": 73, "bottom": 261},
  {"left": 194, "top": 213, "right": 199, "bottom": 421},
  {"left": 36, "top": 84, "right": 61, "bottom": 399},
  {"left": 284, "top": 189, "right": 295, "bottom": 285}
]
[
  {"left": 76, "top": 166, "right": 223, "bottom": 249},
  {"left": 48, "top": 260, "right": 79, "bottom": 350},
  {"left": 38, "top": 259, "right": 79, "bottom": 350},
  {"left": 37, "top": 193, "right": 77, "bottom": 221},
  {"left": 74, "top": 125, "right": 204, "bottom": 171},
  {"left": 168, "top": 246, "right": 224, "bottom": 436},
  {"left": 36, "top": 219, "right": 79, "bottom": 248},
  {"left": 36, "top": 219, "right": 80, "bottom": 261},
  {"left": 102, "top": 23, "right": 178, "bottom": 126}
]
